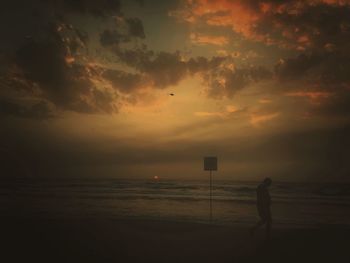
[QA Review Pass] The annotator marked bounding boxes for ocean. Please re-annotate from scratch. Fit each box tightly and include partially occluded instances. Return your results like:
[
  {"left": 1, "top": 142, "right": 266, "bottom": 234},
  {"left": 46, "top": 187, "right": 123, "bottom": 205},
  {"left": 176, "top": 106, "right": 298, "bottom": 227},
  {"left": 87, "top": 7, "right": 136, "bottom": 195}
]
[{"left": 3, "top": 178, "right": 350, "bottom": 227}]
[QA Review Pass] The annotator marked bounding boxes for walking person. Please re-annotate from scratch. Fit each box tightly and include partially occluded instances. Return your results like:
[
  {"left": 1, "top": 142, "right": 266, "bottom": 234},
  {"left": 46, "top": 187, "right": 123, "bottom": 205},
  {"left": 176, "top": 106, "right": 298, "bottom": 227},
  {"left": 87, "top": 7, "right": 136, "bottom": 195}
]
[{"left": 251, "top": 178, "right": 272, "bottom": 239}]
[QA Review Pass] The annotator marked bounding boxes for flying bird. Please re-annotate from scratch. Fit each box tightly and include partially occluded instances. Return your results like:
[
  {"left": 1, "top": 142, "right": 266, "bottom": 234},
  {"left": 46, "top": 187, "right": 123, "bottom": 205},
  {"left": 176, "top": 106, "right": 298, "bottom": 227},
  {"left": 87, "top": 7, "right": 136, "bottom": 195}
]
[{"left": 169, "top": 93, "right": 175, "bottom": 96}]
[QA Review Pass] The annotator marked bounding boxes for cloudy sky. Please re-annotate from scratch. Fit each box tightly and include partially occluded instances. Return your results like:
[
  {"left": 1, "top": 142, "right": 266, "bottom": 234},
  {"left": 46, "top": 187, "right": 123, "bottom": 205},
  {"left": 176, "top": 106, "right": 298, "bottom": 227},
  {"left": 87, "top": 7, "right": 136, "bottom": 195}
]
[{"left": 1, "top": 0, "right": 349, "bottom": 181}]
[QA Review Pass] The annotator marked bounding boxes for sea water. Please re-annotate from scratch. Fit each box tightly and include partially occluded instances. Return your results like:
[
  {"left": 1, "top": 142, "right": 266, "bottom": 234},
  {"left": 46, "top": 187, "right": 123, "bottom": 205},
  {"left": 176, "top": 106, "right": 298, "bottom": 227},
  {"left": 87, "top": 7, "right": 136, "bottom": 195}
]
[{"left": 2, "top": 178, "right": 350, "bottom": 227}]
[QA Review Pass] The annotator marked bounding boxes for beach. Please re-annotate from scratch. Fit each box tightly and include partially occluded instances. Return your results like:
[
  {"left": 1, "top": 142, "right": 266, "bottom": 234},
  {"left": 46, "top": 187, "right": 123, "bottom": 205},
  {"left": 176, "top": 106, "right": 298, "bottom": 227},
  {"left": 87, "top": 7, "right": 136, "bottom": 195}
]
[
  {"left": 2, "top": 178, "right": 350, "bottom": 262},
  {"left": 3, "top": 217, "right": 349, "bottom": 263}
]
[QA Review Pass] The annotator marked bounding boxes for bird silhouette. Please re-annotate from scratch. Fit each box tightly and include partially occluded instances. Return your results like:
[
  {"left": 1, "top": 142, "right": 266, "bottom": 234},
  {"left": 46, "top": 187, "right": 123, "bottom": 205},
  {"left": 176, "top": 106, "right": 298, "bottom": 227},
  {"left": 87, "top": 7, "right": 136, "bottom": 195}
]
[{"left": 169, "top": 93, "right": 175, "bottom": 96}]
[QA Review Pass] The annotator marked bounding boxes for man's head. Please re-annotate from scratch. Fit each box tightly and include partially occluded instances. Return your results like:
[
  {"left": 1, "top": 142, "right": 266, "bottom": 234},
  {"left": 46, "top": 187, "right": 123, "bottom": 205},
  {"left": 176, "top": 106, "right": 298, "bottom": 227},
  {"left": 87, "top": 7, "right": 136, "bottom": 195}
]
[{"left": 263, "top": 177, "right": 272, "bottom": 187}]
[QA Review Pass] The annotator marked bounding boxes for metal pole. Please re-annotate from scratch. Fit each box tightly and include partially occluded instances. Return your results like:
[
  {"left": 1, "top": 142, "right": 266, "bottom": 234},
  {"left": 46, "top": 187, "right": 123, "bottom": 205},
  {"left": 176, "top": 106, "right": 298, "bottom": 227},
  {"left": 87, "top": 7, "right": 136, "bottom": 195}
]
[{"left": 210, "top": 169, "right": 212, "bottom": 222}]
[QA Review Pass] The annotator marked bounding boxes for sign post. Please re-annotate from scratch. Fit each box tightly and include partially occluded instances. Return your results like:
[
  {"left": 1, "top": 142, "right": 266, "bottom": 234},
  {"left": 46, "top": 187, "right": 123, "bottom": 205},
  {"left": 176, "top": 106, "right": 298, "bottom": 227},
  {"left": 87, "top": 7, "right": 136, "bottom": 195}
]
[{"left": 204, "top": 156, "right": 217, "bottom": 222}]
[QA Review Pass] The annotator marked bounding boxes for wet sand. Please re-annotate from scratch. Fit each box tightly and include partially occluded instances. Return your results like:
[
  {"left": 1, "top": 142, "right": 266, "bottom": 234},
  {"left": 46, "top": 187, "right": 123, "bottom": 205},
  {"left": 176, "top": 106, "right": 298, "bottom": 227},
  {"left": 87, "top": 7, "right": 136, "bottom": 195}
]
[{"left": 3, "top": 218, "right": 349, "bottom": 263}]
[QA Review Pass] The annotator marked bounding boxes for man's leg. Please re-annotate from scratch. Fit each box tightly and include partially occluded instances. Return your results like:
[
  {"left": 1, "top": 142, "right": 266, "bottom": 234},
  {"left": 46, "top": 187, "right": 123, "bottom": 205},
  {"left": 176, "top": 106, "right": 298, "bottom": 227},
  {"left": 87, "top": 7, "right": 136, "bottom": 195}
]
[
  {"left": 265, "top": 218, "right": 271, "bottom": 240},
  {"left": 251, "top": 218, "right": 266, "bottom": 236}
]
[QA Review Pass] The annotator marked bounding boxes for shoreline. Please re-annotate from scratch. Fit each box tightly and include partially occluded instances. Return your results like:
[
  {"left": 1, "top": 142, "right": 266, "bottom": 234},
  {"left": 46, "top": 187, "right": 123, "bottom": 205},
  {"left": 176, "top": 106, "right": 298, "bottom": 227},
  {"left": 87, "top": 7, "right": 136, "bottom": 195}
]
[{"left": 3, "top": 213, "right": 350, "bottom": 229}]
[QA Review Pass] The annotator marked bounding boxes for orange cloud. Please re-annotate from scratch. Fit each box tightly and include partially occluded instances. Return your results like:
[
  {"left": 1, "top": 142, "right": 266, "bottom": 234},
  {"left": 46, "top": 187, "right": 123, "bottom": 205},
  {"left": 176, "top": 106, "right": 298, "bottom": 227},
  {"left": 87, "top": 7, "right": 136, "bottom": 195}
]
[
  {"left": 286, "top": 91, "right": 332, "bottom": 104},
  {"left": 183, "top": 0, "right": 259, "bottom": 39},
  {"left": 65, "top": 56, "right": 75, "bottom": 65},
  {"left": 259, "top": 98, "right": 273, "bottom": 104},
  {"left": 194, "top": 105, "right": 239, "bottom": 118},
  {"left": 190, "top": 33, "right": 229, "bottom": 46},
  {"left": 250, "top": 112, "right": 280, "bottom": 126},
  {"left": 321, "top": 0, "right": 350, "bottom": 5},
  {"left": 174, "top": 0, "right": 350, "bottom": 49},
  {"left": 286, "top": 91, "right": 332, "bottom": 99},
  {"left": 194, "top": 111, "right": 225, "bottom": 117}
]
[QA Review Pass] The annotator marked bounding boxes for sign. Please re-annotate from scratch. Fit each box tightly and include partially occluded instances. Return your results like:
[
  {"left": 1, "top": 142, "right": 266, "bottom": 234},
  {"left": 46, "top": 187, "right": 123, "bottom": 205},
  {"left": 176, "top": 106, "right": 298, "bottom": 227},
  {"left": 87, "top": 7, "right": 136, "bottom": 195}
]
[{"left": 204, "top": 156, "right": 217, "bottom": 171}]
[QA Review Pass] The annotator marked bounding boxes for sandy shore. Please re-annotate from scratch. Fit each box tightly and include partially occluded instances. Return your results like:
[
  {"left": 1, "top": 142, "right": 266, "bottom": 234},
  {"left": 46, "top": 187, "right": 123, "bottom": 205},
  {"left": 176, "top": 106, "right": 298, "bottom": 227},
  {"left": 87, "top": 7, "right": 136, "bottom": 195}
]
[{"left": 2, "top": 218, "right": 349, "bottom": 263}]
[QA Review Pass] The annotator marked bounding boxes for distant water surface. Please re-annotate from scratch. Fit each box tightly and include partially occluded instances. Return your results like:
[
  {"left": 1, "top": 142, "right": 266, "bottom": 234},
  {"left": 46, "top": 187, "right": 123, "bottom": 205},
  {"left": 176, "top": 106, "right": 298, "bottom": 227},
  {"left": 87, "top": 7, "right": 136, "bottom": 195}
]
[{"left": 2, "top": 178, "right": 350, "bottom": 227}]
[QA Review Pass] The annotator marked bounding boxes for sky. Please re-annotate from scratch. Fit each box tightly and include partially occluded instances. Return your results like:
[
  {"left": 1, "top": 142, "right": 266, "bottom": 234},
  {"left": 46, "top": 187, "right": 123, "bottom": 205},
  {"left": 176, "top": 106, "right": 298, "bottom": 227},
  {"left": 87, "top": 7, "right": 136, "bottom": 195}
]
[{"left": 0, "top": 0, "right": 349, "bottom": 181}]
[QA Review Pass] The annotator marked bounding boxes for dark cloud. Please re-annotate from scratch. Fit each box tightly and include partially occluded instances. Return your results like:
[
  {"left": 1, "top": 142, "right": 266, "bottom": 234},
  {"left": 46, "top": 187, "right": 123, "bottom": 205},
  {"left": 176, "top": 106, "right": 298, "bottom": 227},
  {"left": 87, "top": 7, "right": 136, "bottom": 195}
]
[
  {"left": 113, "top": 45, "right": 154, "bottom": 66},
  {"left": 0, "top": 0, "right": 122, "bottom": 18},
  {"left": 140, "top": 51, "right": 187, "bottom": 88},
  {"left": 315, "top": 90, "right": 350, "bottom": 117},
  {"left": 56, "top": 0, "right": 121, "bottom": 17},
  {"left": 187, "top": 56, "right": 227, "bottom": 74},
  {"left": 102, "top": 69, "right": 144, "bottom": 93},
  {"left": 112, "top": 44, "right": 272, "bottom": 93},
  {"left": 204, "top": 65, "right": 272, "bottom": 99},
  {"left": 125, "top": 18, "right": 145, "bottom": 39},
  {"left": 12, "top": 27, "right": 117, "bottom": 114},
  {"left": 264, "top": 2, "right": 350, "bottom": 51},
  {"left": 0, "top": 0, "right": 142, "bottom": 117},
  {"left": 258, "top": 1, "right": 350, "bottom": 118},
  {"left": 100, "top": 17, "right": 145, "bottom": 47},
  {"left": 275, "top": 51, "right": 350, "bottom": 86},
  {"left": 274, "top": 49, "right": 350, "bottom": 117},
  {"left": 250, "top": 1, "right": 350, "bottom": 57},
  {"left": 0, "top": 0, "right": 152, "bottom": 118},
  {"left": 111, "top": 48, "right": 194, "bottom": 89},
  {"left": 275, "top": 53, "right": 322, "bottom": 81},
  {"left": 114, "top": 47, "right": 187, "bottom": 88},
  {"left": 100, "top": 29, "right": 129, "bottom": 47},
  {"left": 0, "top": 99, "right": 54, "bottom": 119}
]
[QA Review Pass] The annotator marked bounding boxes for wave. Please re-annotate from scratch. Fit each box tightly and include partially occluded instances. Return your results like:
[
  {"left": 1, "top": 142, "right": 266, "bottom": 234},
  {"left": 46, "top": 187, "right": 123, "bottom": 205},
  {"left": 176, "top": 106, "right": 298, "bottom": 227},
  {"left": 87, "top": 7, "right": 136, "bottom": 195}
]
[{"left": 5, "top": 179, "right": 350, "bottom": 207}]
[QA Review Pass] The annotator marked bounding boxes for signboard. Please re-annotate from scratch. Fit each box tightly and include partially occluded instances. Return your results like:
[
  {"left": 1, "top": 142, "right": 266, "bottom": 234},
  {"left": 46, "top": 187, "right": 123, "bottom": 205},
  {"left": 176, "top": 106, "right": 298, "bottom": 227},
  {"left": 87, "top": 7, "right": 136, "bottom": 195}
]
[{"left": 204, "top": 156, "right": 217, "bottom": 171}]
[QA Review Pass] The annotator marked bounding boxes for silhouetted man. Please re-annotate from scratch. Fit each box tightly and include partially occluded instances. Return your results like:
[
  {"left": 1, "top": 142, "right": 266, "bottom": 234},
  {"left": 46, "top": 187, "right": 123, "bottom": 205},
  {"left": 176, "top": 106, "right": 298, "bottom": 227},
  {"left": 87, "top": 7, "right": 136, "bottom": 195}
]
[{"left": 251, "top": 177, "right": 272, "bottom": 239}]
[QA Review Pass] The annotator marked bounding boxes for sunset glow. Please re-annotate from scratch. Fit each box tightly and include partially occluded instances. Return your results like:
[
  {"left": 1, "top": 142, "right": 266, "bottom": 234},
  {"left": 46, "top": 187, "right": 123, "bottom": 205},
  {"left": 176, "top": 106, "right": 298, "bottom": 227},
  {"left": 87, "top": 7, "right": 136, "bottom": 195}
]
[{"left": 1, "top": 0, "right": 349, "bottom": 181}]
